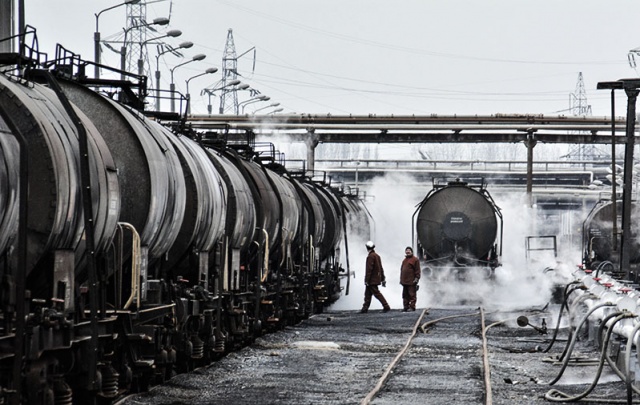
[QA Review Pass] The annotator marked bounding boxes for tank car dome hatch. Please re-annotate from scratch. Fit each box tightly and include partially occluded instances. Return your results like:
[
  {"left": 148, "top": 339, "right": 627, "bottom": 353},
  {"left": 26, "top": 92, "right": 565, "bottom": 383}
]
[{"left": 416, "top": 181, "right": 499, "bottom": 262}]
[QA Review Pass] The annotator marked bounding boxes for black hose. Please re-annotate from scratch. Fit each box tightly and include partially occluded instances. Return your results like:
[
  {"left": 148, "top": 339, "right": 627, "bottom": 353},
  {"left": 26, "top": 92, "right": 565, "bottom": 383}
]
[
  {"left": 561, "top": 290, "right": 604, "bottom": 358},
  {"left": 596, "top": 319, "right": 640, "bottom": 403},
  {"left": 556, "top": 291, "right": 596, "bottom": 362},
  {"left": 624, "top": 323, "right": 640, "bottom": 403},
  {"left": 543, "top": 281, "right": 581, "bottom": 353},
  {"left": 594, "top": 260, "right": 614, "bottom": 278},
  {"left": 549, "top": 303, "right": 616, "bottom": 385},
  {"left": 545, "top": 313, "right": 632, "bottom": 403}
]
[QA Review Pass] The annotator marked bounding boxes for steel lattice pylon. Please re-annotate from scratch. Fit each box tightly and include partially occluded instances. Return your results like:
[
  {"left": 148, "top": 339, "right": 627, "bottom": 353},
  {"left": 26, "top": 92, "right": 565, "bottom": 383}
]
[
  {"left": 570, "top": 72, "right": 592, "bottom": 117},
  {"left": 565, "top": 72, "right": 600, "bottom": 161},
  {"left": 219, "top": 29, "right": 239, "bottom": 114},
  {"left": 125, "top": 3, "right": 147, "bottom": 76}
]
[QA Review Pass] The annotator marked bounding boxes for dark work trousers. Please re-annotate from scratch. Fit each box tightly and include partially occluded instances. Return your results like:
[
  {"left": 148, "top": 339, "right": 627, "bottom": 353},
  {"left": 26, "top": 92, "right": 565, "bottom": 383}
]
[
  {"left": 362, "top": 285, "right": 389, "bottom": 310},
  {"left": 402, "top": 284, "right": 417, "bottom": 310}
]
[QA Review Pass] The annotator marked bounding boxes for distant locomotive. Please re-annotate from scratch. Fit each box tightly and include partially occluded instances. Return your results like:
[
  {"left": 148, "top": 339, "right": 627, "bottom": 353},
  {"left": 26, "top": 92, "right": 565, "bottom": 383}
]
[
  {"left": 0, "top": 43, "right": 369, "bottom": 404},
  {"left": 413, "top": 180, "right": 502, "bottom": 277},
  {"left": 582, "top": 199, "right": 640, "bottom": 273}
]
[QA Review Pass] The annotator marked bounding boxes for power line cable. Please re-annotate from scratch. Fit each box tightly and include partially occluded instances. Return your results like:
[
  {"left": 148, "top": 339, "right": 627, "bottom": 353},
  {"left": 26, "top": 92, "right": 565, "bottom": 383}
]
[{"left": 214, "top": 0, "right": 622, "bottom": 66}]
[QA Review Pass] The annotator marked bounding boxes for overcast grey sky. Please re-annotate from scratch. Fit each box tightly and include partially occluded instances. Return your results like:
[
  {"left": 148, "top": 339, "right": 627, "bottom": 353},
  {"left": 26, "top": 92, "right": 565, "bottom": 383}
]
[{"left": 24, "top": 0, "right": 640, "bottom": 116}]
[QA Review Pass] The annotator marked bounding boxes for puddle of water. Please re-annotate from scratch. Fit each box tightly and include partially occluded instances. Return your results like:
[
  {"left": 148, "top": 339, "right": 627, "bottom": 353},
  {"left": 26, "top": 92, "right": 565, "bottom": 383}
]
[{"left": 291, "top": 341, "right": 341, "bottom": 350}]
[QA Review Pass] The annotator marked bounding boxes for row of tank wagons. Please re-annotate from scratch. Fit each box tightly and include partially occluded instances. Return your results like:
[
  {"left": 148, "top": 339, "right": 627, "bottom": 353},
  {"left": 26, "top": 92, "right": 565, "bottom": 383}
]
[{"left": 0, "top": 70, "right": 371, "bottom": 404}]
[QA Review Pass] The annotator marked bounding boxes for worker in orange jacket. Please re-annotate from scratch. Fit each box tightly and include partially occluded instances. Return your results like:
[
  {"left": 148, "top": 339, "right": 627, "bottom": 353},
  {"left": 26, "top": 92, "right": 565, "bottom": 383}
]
[
  {"left": 360, "top": 241, "right": 390, "bottom": 313},
  {"left": 400, "top": 246, "right": 421, "bottom": 311}
]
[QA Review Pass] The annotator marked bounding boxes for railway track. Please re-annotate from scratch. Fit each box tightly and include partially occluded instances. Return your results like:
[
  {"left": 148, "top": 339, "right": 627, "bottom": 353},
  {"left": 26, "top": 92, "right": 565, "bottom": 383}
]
[
  {"left": 362, "top": 307, "right": 490, "bottom": 405},
  {"left": 118, "top": 306, "right": 633, "bottom": 405}
]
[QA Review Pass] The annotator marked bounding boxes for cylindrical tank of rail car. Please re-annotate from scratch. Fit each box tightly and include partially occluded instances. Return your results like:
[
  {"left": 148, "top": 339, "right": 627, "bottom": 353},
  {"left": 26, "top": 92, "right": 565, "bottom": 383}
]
[
  {"left": 0, "top": 75, "right": 121, "bottom": 294},
  {"left": 583, "top": 200, "right": 640, "bottom": 268},
  {"left": 415, "top": 180, "right": 501, "bottom": 268}
]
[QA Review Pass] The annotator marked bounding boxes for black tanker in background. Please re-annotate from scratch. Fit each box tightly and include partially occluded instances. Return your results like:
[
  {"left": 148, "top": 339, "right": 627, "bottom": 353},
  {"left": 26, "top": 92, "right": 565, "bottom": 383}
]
[
  {"left": 414, "top": 179, "right": 503, "bottom": 278},
  {"left": 582, "top": 200, "right": 640, "bottom": 276}
]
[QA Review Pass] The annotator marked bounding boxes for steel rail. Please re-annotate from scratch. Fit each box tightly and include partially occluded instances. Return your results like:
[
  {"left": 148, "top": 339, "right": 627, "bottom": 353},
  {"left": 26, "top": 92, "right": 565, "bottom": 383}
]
[
  {"left": 361, "top": 308, "right": 429, "bottom": 405},
  {"left": 419, "top": 311, "right": 490, "bottom": 404},
  {"left": 361, "top": 309, "right": 492, "bottom": 404},
  {"left": 480, "top": 307, "right": 492, "bottom": 405},
  {"left": 419, "top": 311, "right": 480, "bottom": 333}
]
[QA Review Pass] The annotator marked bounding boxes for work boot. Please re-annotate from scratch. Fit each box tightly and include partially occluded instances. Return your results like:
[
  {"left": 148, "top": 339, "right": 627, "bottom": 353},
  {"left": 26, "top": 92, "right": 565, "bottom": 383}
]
[
  {"left": 359, "top": 308, "right": 368, "bottom": 313},
  {"left": 383, "top": 306, "right": 390, "bottom": 313}
]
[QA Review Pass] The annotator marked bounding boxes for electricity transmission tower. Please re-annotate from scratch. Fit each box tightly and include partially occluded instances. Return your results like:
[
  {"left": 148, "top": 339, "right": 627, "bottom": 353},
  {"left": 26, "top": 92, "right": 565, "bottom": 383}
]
[
  {"left": 565, "top": 72, "right": 600, "bottom": 160},
  {"left": 219, "top": 29, "right": 239, "bottom": 114},
  {"left": 125, "top": 3, "right": 147, "bottom": 75},
  {"left": 123, "top": 3, "right": 173, "bottom": 79},
  {"left": 570, "top": 72, "right": 592, "bottom": 117},
  {"left": 218, "top": 29, "right": 256, "bottom": 114}
]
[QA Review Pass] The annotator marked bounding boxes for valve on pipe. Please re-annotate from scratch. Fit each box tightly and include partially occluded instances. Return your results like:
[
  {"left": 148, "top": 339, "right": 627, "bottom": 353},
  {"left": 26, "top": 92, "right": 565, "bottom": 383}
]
[{"left": 517, "top": 316, "right": 548, "bottom": 335}]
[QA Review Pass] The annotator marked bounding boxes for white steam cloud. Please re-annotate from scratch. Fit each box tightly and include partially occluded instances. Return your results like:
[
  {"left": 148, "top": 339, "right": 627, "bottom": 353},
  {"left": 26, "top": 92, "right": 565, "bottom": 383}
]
[{"left": 330, "top": 173, "right": 579, "bottom": 312}]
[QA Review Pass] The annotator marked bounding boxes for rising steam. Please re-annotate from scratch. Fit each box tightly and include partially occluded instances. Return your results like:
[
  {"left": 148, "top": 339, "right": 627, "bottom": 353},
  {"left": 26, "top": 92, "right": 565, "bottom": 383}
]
[{"left": 331, "top": 173, "right": 578, "bottom": 312}]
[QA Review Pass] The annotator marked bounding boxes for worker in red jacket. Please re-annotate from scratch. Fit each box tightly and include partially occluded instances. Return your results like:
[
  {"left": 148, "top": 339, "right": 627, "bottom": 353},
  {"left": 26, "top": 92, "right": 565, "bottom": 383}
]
[
  {"left": 400, "top": 246, "right": 421, "bottom": 311},
  {"left": 360, "top": 241, "right": 391, "bottom": 313}
]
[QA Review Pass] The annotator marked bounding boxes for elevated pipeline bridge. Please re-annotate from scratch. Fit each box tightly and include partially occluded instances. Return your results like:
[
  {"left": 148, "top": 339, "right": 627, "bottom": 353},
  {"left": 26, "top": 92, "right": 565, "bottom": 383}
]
[
  {"left": 188, "top": 113, "right": 628, "bottom": 145},
  {"left": 305, "top": 158, "right": 610, "bottom": 189},
  {"left": 187, "top": 113, "right": 630, "bottom": 179}
]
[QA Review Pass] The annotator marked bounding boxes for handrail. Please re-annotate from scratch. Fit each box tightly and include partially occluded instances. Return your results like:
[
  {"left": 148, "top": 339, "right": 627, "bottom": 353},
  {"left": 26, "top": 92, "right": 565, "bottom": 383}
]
[
  {"left": 261, "top": 229, "right": 270, "bottom": 283},
  {"left": 119, "top": 222, "right": 142, "bottom": 310}
]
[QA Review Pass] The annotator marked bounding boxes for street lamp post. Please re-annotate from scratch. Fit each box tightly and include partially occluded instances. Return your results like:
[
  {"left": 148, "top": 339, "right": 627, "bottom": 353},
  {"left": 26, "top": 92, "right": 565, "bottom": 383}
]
[
  {"left": 240, "top": 95, "right": 269, "bottom": 114},
  {"left": 118, "top": 17, "right": 171, "bottom": 79},
  {"left": 94, "top": 0, "right": 140, "bottom": 79},
  {"left": 268, "top": 107, "right": 284, "bottom": 115},
  {"left": 202, "top": 80, "right": 250, "bottom": 114},
  {"left": 252, "top": 102, "right": 280, "bottom": 114},
  {"left": 155, "top": 41, "right": 193, "bottom": 111},
  {"left": 185, "top": 68, "right": 218, "bottom": 114},
  {"left": 170, "top": 53, "right": 206, "bottom": 113},
  {"left": 137, "top": 29, "right": 182, "bottom": 77}
]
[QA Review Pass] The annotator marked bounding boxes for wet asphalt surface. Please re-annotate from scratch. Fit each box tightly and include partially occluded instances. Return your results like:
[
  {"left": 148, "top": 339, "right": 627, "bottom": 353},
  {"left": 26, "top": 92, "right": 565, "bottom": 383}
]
[{"left": 117, "top": 304, "right": 631, "bottom": 405}]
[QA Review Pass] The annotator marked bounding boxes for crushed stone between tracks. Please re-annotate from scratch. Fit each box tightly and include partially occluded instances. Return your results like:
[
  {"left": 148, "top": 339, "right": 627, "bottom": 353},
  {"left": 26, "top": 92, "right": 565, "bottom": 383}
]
[{"left": 119, "top": 306, "right": 631, "bottom": 405}]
